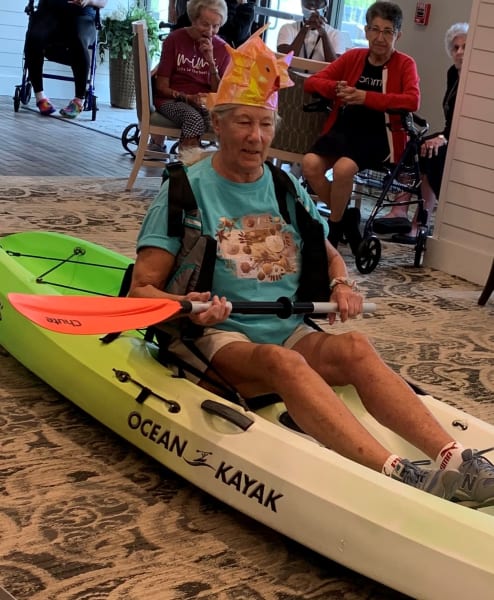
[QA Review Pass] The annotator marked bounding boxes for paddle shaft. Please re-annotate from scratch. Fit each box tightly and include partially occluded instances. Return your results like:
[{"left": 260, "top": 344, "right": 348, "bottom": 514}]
[{"left": 185, "top": 299, "right": 377, "bottom": 318}]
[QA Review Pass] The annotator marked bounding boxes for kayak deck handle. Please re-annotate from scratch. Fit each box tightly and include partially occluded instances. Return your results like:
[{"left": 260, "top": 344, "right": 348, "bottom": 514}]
[{"left": 201, "top": 399, "right": 254, "bottom": 431}]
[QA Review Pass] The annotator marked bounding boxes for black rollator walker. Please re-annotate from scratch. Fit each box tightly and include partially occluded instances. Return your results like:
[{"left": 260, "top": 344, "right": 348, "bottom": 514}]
[
  {"left": 352, "top": 111, "right": 430, "bottom": 274},
  {"left": 298, "top": 96, "right": 430, "bottom": 275},
  {"left": 13, "top": 0, "right": 100, "bottom": 121}
]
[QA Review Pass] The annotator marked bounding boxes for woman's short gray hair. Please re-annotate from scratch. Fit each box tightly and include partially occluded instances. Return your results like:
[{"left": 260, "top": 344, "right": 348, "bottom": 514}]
[
  {"left": 444, "top": 22, "right": 469, "bottom": 57},
  {"left": 212, "top": 104, "right": 282, "bottom": 131},
  {"left": 366, "top": 2, "right": 403, "bottom": 32},
  {"left": 187, "top": 0, "right": 228, "bottom": 26}
]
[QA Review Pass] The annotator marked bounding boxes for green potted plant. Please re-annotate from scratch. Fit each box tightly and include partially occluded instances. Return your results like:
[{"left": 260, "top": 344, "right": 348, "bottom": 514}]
[{"left": 99, "top": 2, "right": 161, "bottom": 108}]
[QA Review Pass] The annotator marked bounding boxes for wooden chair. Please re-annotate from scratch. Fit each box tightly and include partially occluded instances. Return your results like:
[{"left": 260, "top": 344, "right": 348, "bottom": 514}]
[
  {"left": 268, "top": 55, "right": 333, "bottom": 217},
  {"left": 478, "top": 257, "right": 494, "bottom": 305},
  {"left": 268, "top": 55, "right": 328, "bottom": 166},
  {"left": 126, "top": 20, "right": 215, "bottom": 191}
]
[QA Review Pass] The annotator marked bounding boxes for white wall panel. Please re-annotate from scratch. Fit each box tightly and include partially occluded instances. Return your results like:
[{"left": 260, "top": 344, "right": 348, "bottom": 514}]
[
  {"left": 469, "top": 49, "right": 494, "bottom": 75},
  {"left": 473, "top": 26, "right": 494, "bottom": 51},
  {"left": 453, "top": 138, "right": 494, "bottom": 170},
  {"left": 478, "top": 1, "right": 494, "bottom": 24},
  {"left": 459, "top": 95, "right": 494, "bottom": 123},
  {"left": 456, "top": 116, "right": 494, "bottom": 145},
  {"left": 425, "top": 0, "right": 494, "bottom": 287},
  {"left": 465, "top": 72, "right": 494, "bottom": 99},
  {"left": 441, "top": 204, "right": 494, "bottom": 240},
  {"left": 448, "top": 160, "right": 494, "bottom": 193},
  {"left": 447, "top": 181, "right": 494, "bottom": 214}
]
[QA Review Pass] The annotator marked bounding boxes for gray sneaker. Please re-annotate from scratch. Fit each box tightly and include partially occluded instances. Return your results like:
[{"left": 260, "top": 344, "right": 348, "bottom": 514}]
[
  {"left": 392, "top": 459, "right": 460, "bottom": 499},
  {"left": 452, "top": 448, "right": 494, "bottom": 508}
]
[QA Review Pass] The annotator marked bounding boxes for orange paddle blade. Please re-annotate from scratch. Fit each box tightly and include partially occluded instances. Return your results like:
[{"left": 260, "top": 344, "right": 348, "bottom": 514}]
[{"left": 7, "top": 294, "right": 184, "bottom": 335}]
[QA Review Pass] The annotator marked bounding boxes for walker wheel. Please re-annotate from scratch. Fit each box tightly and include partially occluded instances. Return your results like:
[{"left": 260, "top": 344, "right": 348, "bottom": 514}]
[
  {"left": 121, "top": 123, "right": 140, "bottom": 157},
  {"left": 355, "top": 235, "right": 382, "bottom": 274},
  {"left": 91, "top": 95, "right": 98, "bottom": 121},
  {"left": 414, "top": 227, "right": 428, "bottom": 267},
  {"left": 21, "top": 82, "right": 32, "bottom": 106},
  {"left": 13, "top": 87, "right": 21, "bottom": 112}
]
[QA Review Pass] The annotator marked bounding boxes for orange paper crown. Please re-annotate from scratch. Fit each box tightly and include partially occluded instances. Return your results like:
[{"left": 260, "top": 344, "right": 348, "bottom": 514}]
[{"left": 207, "top": 25, "right": 294, "bottom": 111}]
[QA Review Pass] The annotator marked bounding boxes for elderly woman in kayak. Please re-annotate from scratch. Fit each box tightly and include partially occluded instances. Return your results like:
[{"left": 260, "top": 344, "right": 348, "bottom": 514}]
[{"left": 129, "top": 28, "right": 494, "bottom": 509}]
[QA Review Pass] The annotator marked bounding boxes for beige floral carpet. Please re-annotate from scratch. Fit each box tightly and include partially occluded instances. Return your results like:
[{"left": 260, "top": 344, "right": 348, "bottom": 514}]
[{"left": 0, "top": 177, "right": 493, "bottom": 600}]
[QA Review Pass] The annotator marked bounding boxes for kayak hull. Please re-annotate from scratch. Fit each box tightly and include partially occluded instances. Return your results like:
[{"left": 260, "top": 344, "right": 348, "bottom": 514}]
[{"left": 1, "top": 231, "right": 493, "bottom": 599}]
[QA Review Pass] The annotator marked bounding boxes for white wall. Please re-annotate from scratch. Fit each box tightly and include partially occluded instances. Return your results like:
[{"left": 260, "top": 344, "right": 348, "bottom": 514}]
[
  {"left": 0, "top": 0, "right": 473, "bottom": 116},
  {"left": 0, "top": 0, "right": 125, "bottom": 105},
  {"left": 397, "top": 0, "right": 472, "bottom": 131},
  {"left": 424, "top": 0, "right": 494, "bottom": 286}
]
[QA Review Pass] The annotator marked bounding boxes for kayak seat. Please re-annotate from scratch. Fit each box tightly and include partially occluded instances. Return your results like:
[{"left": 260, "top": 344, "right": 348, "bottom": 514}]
[
  {"left": 278, "top": 411, "right": 305, "bottom": 433},
  {"left": 246, "top": 394, "right": 305, "bottom": 434},
  {"left": 244, "top": 393, "right": 282, "bottom": 410}
]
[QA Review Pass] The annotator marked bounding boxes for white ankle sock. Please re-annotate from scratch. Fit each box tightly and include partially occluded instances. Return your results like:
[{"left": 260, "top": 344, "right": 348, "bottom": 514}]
[
  {"left": 382, "top": 454, "right": 402, "bottom": 476},
  {"left": 436, "top": 441, "right": 465, "bottom": 470},
  {"left": 35, "top": 92, "right": 47, "bottom": 102}
]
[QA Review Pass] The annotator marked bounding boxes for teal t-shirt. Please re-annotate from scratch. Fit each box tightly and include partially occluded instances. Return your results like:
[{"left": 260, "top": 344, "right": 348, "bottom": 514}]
[{"left": 137, "top": 156, "right": 329, "bottom": 345}]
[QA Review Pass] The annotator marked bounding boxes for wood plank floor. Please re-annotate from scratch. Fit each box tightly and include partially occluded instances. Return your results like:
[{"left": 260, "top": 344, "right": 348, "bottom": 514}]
[{"left": 0, "top": 94, "right": 164, "bottom": 179}]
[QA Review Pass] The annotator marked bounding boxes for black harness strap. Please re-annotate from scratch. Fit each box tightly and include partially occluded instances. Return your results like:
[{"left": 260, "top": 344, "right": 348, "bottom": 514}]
[
  {"left": 166, "top": 162, "right": 199, "bottom": 237},
  {"left": 100, "top": 262, "right": 135, "bottom": 344},
  {"left": 267, "top": 162, "right": 330, "bottom": 302},
  {"left": 265, "top": 161, "right": 294, "bottom": 224}
]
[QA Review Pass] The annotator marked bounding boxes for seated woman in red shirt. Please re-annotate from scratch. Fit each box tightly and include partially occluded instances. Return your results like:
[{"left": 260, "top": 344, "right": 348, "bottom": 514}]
[{"left": 302, "top": 1, "right": 419, "bottom": 254}]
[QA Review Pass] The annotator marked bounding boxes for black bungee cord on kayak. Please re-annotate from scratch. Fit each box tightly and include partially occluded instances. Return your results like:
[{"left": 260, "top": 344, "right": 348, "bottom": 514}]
[{"left": 6, "top": 246, "right": 128, "bottom": 296}]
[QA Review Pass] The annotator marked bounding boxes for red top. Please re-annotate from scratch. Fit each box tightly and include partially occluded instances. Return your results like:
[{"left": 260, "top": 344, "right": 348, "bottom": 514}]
[
  {"left": 154, "top": 28, "right": 231, "bottom": 107},
  {"left": 304, "top": 48, "right": 420, "bottom": 162}
]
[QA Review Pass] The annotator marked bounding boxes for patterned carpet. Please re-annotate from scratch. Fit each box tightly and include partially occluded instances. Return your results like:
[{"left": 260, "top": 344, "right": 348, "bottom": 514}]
[{"left": 0, "top": 177, "right": 493, "bottom": 600}]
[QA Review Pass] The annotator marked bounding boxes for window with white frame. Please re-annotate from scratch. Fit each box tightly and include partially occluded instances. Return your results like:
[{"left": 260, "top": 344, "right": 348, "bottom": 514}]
[{"left": 149, "top": 0, "right": 369, "bottom": 51}]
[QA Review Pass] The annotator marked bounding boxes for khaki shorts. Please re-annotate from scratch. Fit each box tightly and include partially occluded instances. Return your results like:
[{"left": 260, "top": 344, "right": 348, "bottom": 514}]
[{"left": 168, "top": 323, "right": 318, "bottom": 384}]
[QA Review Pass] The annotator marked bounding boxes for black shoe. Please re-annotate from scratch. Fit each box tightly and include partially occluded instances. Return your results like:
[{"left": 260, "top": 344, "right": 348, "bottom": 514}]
[
  {"left": 344, "top": 206, "right": 361, "bottom": 226},
  {"left": 342, "top": 207, "right": 362, "bottom": 255},
  {"left": 373, "top": 217, "right": 412, "bottom": 234},
  {"left": 328, "top": 219, "right": 344, "bottom": 249}
]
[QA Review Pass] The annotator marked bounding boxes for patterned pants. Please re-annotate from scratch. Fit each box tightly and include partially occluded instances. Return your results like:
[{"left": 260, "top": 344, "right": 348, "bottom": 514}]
[{"left": 158, "top": 100, "right": 210, "bottom": 141}]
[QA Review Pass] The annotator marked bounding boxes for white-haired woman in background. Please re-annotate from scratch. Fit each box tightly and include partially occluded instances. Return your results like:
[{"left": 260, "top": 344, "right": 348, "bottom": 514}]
[
  {"left": 151, "top": 0, "right": 231, "bottom": 152},
  {"left": 379, "top": 22, "right": 469, "bottom": 243}
]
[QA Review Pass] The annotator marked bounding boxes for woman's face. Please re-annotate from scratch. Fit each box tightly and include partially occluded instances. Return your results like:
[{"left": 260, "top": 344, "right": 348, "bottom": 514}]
[
  {"left": 365, "top": 17, "right": 401, "bottom": 64},
  {"left": 213, "top": 106, "right": 277, "bottom": 180},
  {"left": 451, "top": 34, "right": 467, "bottom": 71},
  {"left": 190, "top": 8, "right": 222, "bottom": 39}
]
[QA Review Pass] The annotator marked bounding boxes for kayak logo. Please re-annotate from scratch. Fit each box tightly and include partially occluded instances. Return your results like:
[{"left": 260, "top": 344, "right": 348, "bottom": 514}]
[
  {"left": 46, "top": 317, "right": 82, "bottom": 327},
  {"left": 215, "top": 461, "right": 284, "bottom": 512},
  {"left": 183, "top": 450, "right": 216, "bottom": 469}
]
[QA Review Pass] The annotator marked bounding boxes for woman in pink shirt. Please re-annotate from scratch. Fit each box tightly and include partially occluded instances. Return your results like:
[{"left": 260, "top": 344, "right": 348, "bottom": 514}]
[{"left": 152, "top": 0, "right": 231, "bottom": 151}]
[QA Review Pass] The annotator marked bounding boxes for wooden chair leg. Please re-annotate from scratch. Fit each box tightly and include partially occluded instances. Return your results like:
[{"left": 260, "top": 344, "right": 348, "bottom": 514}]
[{"left": 478, "top": 258, "right": 494, "bottom": 306}]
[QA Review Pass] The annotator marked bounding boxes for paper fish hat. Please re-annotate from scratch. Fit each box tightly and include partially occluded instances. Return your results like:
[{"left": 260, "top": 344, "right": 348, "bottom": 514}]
[{"left": 208, "top": 25, "right": 294, "bottom": 111}]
